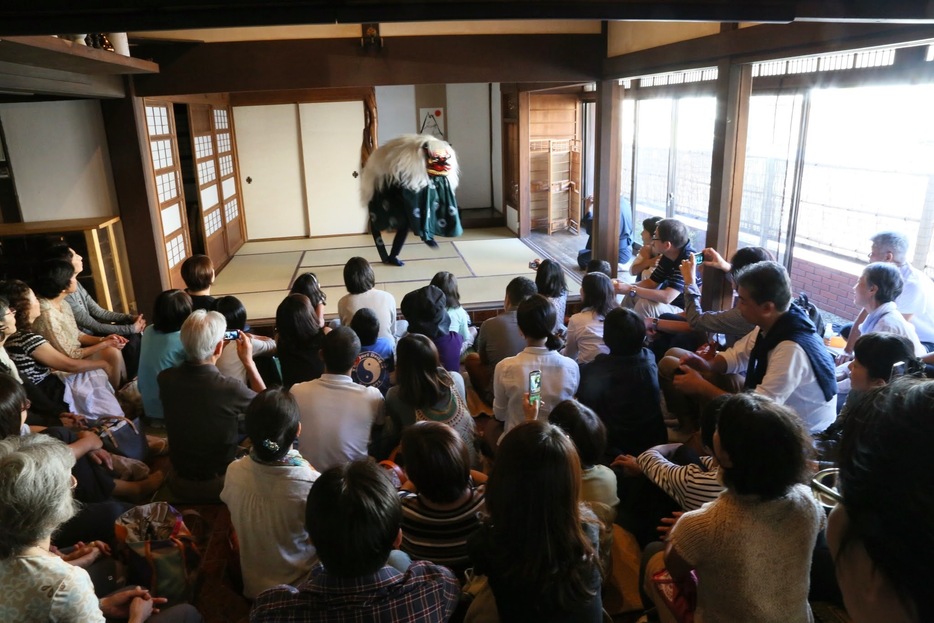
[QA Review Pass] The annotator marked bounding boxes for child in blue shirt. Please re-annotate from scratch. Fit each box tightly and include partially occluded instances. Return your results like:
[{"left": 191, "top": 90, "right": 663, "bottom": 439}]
[{"left": 350, "top": 308, "right": 394, "bottom": 395}]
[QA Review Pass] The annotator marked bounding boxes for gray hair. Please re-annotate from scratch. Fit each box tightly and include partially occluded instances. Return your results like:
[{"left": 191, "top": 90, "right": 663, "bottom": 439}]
[
  {"left": 734, "top": 261, "right": 793, "bottom": 312},
  {"left": 870, "top": 231, "right": 910, "bottom": 264},
  {"left": 180, "top": 309, "right": 226, "bottom": 362},
  {"left": 863, "top": 262, "right": 904, "bottom": 305},
  {"left": 0, "top": 434, "right": 77, "bottom": 558}
]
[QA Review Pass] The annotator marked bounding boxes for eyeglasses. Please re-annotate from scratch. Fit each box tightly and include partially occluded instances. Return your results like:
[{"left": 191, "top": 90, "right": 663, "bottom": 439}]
[{"left": 810, "top": 467, "right": 843, "bottom": 508}]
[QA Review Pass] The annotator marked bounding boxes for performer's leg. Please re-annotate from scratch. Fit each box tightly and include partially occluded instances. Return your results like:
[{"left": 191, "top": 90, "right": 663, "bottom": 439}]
[
  {"left": 372, "top": 229, "right": 391, "bottom": 263},
  {"left": 385, "top": 222, "right": 408, "bottom": 266}
]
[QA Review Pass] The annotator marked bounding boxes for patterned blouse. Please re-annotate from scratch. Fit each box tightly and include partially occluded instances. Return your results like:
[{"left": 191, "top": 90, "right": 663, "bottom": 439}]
[{"left": 33, "top": 298, "right": 84, "bottom": 359}]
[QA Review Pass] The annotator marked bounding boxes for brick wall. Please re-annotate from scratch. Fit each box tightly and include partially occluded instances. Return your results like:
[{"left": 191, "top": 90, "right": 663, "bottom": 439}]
[{"left": 790, "top": 257, "right": 859, "bottom": 321}]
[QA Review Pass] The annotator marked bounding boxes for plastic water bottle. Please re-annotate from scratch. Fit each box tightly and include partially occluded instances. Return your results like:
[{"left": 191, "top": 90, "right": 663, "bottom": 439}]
[{"left": 823, "top": 322, "right": 834, "bottom": 340}]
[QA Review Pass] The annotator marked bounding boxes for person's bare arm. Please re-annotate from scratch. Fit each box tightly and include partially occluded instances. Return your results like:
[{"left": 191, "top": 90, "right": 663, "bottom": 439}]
[
  {"left": 32, "top": 342, "right": 109, "bottom": 375},
  {"left": 841, "top": 308, "right": 868, "bottom": 360},
  {"left": 236, "top": 330, "right": 266, "bottom": 392}
]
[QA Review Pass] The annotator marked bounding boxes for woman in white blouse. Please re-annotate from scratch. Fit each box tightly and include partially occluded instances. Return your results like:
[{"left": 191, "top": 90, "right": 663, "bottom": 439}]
[{"left": 563, "top": 272, "right": 618, "bottom": 364}]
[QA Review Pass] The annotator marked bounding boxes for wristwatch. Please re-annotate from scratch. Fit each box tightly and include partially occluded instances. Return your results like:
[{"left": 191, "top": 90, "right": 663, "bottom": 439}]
[
  {"left": 652, "top": 317, "right": 659, "bottom": 331},
  {"left": 629, "top": 288, "right": 638, "bottom": 299}
]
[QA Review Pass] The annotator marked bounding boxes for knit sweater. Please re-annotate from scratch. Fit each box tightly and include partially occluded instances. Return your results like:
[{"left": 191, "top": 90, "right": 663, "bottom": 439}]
[{"left": 668, "top": 483, "right": 824, "bottom": 623}]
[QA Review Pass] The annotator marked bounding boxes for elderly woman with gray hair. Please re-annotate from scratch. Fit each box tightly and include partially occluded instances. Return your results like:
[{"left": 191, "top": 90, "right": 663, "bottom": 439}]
[
  {"left": 0, "top": 434, "right": 201, "bottom": 622},
  {"left": 850, "top": 262, "right": 926, "bottom": 357}
]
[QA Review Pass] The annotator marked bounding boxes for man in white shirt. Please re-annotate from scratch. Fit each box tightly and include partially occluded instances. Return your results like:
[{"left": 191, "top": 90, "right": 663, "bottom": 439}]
[
  {"left": 292, "top": 327, "right": 385, "bottom": 471},
  {"left": 670, "top": 261, "right": 837, "bottom": 434}
]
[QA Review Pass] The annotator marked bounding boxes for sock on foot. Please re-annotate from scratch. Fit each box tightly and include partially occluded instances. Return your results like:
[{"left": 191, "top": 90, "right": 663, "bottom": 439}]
[{"left": 383, "top": 257, "right": 405, "bottom": 266}]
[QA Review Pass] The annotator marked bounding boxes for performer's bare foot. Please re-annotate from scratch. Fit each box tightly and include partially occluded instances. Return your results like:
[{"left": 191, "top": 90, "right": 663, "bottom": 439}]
[{"left": 383, "top": 257, "right": 405, "bottom": 266}]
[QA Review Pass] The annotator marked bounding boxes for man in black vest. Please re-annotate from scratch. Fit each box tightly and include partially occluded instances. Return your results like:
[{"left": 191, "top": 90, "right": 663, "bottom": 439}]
[{"left": 669, "top": 261, "right": 836, "bottom": 434}]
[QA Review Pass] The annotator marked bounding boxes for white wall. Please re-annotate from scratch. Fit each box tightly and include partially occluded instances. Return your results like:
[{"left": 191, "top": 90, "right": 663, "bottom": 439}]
[
  {"left": 375, "top": 85, "right": 417, "bottom": 145},
  {"left": 447, "top": 83, "right": 493, "bottom": 210},
  {"left": 0, "top": 100, "right": 118, "bottom": 222},
  {"left": 376, "top": 83, "right": 504, "bottom": 211}
]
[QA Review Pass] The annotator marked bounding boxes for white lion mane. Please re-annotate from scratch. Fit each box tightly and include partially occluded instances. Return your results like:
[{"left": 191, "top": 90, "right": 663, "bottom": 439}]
[{"left": 360, "top": 134, "right": 459, "bottom": 206}]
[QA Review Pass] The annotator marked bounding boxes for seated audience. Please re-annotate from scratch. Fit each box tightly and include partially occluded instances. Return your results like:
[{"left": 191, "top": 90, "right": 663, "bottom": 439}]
[
  {"left": 291, "top": 327, "right": 384, "bottom": 471},
  {"left": 534, "top": 259, "right": 569, "bottom": 334},
  {"left": 0, "top": 373, "right": 163, "bottom": 505},
  {"left": 383, "top": 334, "right": 474, "bottom": 463},
  {"left": 349, "top": 308, "right": 394, "bottom": 395},
  {"left": 158, "top": 310, "right": 263, "bottom": 501},
  {"left": 493, "top": 294, "right": 579, "bottom": 438},
  {"left": 669, "top": 261, "right": 837, "bottom": 434},
  {"left": 586, "top": 259, "right": 613, "bottom": 277},
  {"left": 829, "top": 377, "right": 934, "bottom": 623},
  {"left": 577, "top": 307, "right": 666, "bottom": 458},
  {"left": 221, "top": 389, "right": 320, "bottom": 600},
  {"left": 843, "top": 231, "right": 934, "bottom": 357},
  {"left": 549, "top": 399, "right": 619, "bottom": 520},
  {"left": 290, "top": 272, "right": 327, "bottom": 329},
  {"left": 616, "top": 218, "right": 699, "bottom": 319},
  {"left": 250, "top": 460, "right": 459, "bottom": 622},
  {"left": 612, "top": 396, "right": 726, "bottom": 548},
  {"left": 577, "top": 195, "right": 634, "bottom": 270},
  {"left": 468, "top": 421, "right": 603, "bottom": 622},
  {"left": 181, "top": 254, "right": 216, "bottom": 312},
  {"left": 848, "top": 262, "right": 926, "bottom": 357},
  {"left": 215, "top": 296, "right": 276, "bottom": 389},
  {"left": 564, "top": 272, "right": 617, "bottom": 364},
  {"left": 817, "top": 333, "right": 920, "bottom": 462},
  {"left": 648, "top": 246, "right": 770, "bottom": 354},
  {"left": 401, "top": 285, "right": 463, "bottom": 373},
  {"left": 0, "top": 434, "right": 200, "bottom": 623},
  {"left": 644, "top": 393, "right": 824, "bottom": 623},
  {"left": 629, "top": 216, "right": 664, "bottom": 279},
  {"left": 45, "top": 244, "right": 145, "bottom": 378},
  {"left": 275, "top": 294, "right": 326, "bottom": 389},
  {"left": 138, "top": 289, "right": 192, "bottom": 423},
  {"left": 337, "top": 257, "right": 397, "bottom": 344},
  {"left": 430, "top": 271, "right": 474, "bottom": 352},
  {"left": 1, "top": 280, "right": 124, "bottom": 421},
  {"left": 464, "top": 276, "right": 536, "bottom": 405},
  {"left": 398, "top": 421, "right": 485, "bottom": 576},
  {"left": 32, "top": 260, "right": 127, "bottom": 390}
]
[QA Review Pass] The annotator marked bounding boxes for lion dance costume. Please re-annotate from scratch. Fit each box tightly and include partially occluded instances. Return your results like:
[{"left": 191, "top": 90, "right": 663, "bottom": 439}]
[{"left": 361, "top": 134, "right": 462, "bottom": 266}]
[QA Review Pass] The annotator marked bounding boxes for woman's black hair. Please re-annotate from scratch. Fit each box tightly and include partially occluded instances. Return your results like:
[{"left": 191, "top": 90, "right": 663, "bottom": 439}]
[
  {"left": 246, "top": 388, "right": 301, "bottom": 462},
  {"left": 580, "top": 272, "right": 616, "bottom": 317},
  {"left": 728, "top": 246, "right": 774, "bottom": 277},
  {"left": 852, "top": 332, "right": 919, "bottom": 382},
  {"left": 549, "top": 399, "right": 606, "bottom": 468},
  {"left": 343, "top": 257, "right": 375, "bottom": 295},
  {"left": 291, "top": 273, "right": 327, "bottom": 309},
  {"left": 534, "top": 260, "right": 568, "bottom": 299},
  {"left": 215, "top": 296, "right": 247, "bottom": 332},
  {"left": 642, "top": 216, "right": 663, "bottom": 235},
  {"left": 0, "top": 374, "right": 28, "bottom": 439},
  {"left": 276, "top": 294, "right": 321, "bottom": 348},
  {"left": 837, "top": 378, "right": 934, "bottom": 622},
  {"left": 33, "top": 260, "right": 75, "bottom": 299},
  {"left": 716, "top": 393, "right": 812, "bottom": 500},
  {"left": 151, "top": 289, "right": 193, "bottom": 333},
  {"left": 602, "top": 307, "right": 645, "bottom": 356},
  {"left": 516, "top": 294, "right": 562, "bottom": 351}
]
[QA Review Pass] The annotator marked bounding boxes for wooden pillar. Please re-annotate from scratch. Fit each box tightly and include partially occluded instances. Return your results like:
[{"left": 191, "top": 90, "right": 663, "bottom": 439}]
[
  {"left": 100, "top": 81, "right": 169, "bottom": 318},
  {"left": 518, "top": 91, "right": 531, "bottom": 238},
  {"left": 701, "top": 60, "right": 752, "bottom": 311},
  {"left": 593, "top": 78, "right": 621, "bottom": 277}
]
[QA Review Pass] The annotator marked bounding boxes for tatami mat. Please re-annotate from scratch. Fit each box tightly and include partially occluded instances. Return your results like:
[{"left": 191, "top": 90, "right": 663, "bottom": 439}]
[
  {"left": 299, "top": 241, "right": 457, "bottom": 267},
  {"left": 217, "top": 228, "right": 549, "bottom": 322},
  {"left": 212, "top": 252, "right": 302, "bottom": 295},
  {"left": 455, "top": 238, "right": 540, "bottom": 276}
]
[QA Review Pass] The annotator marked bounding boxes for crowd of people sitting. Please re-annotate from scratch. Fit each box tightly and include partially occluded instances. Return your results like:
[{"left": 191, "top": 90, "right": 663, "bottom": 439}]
[{"left": 1, "top": 221, "right": 933, "bottom": 622}]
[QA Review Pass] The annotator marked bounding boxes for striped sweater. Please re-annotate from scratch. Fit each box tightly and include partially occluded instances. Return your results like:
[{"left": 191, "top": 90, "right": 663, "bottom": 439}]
[{"left": 637, "top": 449, "right": 723, "bottom": 511}]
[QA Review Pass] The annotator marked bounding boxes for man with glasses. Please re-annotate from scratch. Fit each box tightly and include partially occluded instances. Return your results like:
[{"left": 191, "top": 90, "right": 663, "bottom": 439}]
[
  {"left": 667, "top": 261, "right": 837, "bottom": 435},
  {"left": 840, "top": 231, "right": 934, "bottom": 360},
  {"left": 615, "top": 218, "right": 700, "bottom": 319}
]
